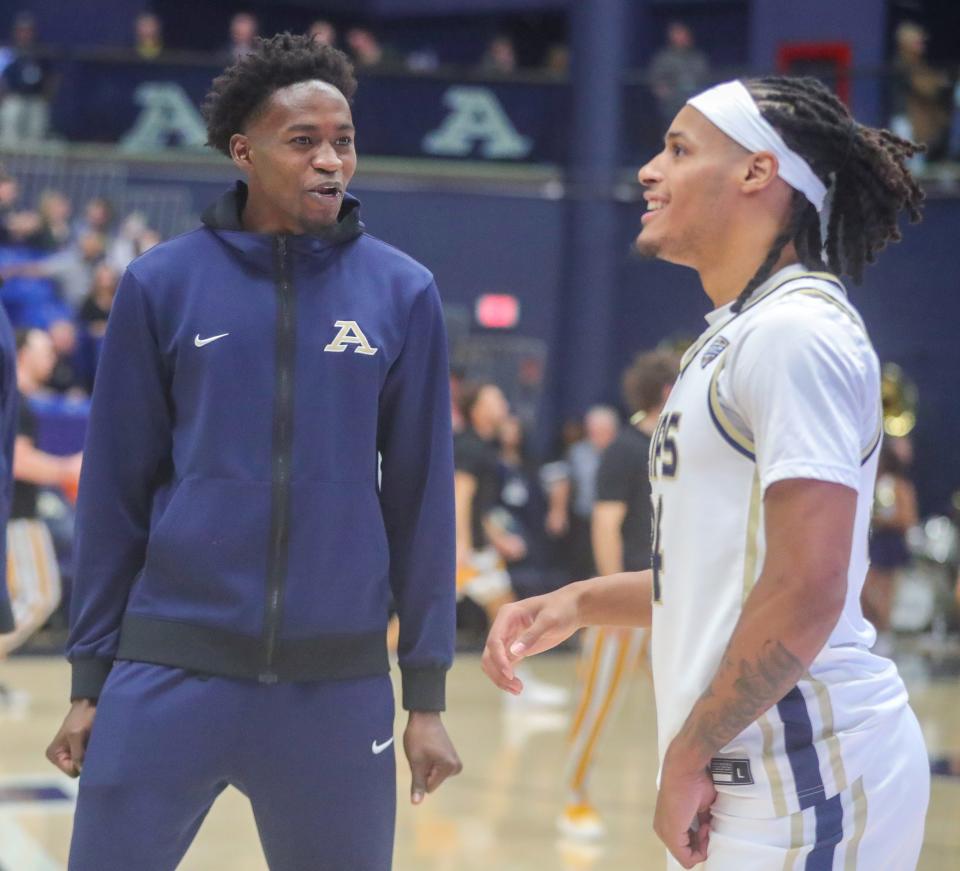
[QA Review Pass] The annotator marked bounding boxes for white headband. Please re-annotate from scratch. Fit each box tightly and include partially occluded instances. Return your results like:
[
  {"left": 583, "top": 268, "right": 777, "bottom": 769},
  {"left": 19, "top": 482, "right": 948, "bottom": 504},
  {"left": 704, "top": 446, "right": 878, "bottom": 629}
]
[{"left": 687, "top": 80, "right": 828, "bottom": 212}]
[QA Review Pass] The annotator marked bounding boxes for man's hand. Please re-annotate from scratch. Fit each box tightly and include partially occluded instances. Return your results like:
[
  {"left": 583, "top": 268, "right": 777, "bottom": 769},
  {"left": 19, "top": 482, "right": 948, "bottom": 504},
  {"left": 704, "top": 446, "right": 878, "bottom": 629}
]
[
  {"left": 46, "top": 700, "right": 97, "bottom": 777},
  {"left": 403, "top": 711, "right": 462, "bottom": 805},
  {"left": 653, "top": 743, "right": 717, "bottom": 869},
  {"left": 481, "top": 584, "right": 583, "bottom": 694}
]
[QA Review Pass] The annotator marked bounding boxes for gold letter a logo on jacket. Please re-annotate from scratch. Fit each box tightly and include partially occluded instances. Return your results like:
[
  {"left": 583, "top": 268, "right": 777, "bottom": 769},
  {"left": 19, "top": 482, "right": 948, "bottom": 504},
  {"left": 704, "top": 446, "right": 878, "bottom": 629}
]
[{"left": 324, "top": 320, "right": 379, "bottom": 356}]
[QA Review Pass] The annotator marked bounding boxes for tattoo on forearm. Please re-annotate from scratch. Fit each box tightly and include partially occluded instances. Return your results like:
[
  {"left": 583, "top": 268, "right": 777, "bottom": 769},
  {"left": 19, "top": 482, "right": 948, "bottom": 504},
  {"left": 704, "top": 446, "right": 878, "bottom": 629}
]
[{"left": 680, "top": 640, "right": 804, "bottom": 758}]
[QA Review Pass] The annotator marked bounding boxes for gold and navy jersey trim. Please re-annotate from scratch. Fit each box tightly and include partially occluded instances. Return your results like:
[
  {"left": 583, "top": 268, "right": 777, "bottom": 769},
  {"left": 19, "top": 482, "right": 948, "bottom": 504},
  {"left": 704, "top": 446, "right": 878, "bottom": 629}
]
[
  {"left": 707, "top": 356, "right": 756, "bottom": 461},
  {"left": 680, "top": 271, "right": 846, "bottom": 377}
]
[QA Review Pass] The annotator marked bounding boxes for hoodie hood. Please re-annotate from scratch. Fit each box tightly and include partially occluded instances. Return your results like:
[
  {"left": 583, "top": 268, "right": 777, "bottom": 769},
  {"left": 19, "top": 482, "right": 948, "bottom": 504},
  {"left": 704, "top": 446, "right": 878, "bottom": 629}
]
[{"left": 201, "top": 181, "right": 364, "bottom": 262}]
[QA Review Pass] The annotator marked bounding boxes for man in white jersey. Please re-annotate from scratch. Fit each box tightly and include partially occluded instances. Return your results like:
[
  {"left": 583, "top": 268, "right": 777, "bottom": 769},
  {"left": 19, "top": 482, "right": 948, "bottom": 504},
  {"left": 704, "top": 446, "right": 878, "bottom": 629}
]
[{"left": 482, "top": 76, "right": 929, "bottom": 870}]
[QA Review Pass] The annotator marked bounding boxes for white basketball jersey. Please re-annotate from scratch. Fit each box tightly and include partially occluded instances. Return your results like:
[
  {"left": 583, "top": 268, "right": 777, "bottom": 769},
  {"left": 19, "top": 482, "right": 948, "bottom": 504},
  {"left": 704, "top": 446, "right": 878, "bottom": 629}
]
[{"left": 649, "top": 264, "right": 909, "bottom": 820}]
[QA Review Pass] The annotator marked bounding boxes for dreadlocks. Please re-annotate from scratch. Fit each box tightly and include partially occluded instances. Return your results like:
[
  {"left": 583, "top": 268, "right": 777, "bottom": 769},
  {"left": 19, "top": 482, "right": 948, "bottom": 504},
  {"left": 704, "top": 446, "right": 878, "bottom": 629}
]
[
  {"left": 202, "top": 33, "right": 357, "bottom": 157},
  {"left": 729, "top": 76, "right": 925, "bottom": 313}
]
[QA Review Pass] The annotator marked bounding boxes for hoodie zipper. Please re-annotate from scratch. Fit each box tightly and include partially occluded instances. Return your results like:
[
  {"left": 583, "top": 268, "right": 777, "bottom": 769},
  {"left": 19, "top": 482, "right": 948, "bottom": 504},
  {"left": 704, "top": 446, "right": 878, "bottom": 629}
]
[{"left": 260, "top": 234, "right": 295, "bottom": 682}]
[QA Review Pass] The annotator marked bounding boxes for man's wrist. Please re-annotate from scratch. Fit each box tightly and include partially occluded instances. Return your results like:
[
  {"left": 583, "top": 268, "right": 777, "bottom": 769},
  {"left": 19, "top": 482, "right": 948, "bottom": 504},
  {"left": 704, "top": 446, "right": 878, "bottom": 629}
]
[
  {"left": 407, "top": 710, "right": 441, "bottom": 722},
  {"left": 570, "top": 577, "right": 598, "bottom": 628},
  {"left": 667, "top": 718, "right": 716, "bottom": 771}
]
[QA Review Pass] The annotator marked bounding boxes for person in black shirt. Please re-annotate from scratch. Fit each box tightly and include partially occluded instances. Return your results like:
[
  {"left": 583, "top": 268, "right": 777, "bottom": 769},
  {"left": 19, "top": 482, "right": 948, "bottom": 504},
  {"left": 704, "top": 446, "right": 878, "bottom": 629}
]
[
  {"left": 454, "top": 382, "right": 518, "bottom": 626},
  {"left": 559, "top": 349, "right": 679, "bottom": 840}
]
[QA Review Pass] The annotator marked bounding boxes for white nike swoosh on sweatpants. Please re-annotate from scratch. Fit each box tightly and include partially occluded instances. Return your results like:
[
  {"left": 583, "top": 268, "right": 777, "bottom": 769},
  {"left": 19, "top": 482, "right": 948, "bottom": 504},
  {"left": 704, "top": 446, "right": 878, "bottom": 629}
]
[{"left": 371, "top": 737, "right": 395, "bottom": 755}]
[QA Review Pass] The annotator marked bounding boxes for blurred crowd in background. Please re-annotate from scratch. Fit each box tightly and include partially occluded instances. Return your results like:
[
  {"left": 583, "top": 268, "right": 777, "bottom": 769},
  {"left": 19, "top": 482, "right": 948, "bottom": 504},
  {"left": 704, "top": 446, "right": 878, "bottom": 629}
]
[{"left": 1, "top": 10, "right": 959, "bottom": 167}]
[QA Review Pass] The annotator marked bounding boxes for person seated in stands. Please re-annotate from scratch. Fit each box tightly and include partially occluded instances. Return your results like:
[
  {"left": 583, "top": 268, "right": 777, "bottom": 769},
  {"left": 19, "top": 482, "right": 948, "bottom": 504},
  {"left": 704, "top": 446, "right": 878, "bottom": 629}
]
[
  {"left": 308, "top": 20, "right": 337, "bottom": 49},
  {"left": 0, "top": 13, "right": 56, "bottom": 149},
  {"left": 133, "top": 12, "right": 164, "bottom": 61},
  {"left": 79, "top": 262, "right": 118, "bottom": 339},
  {"left": 11, "top": 231, "right": 107, "bottom": 310},
  {"left": 346, "top": 28, "right": 400, "bottom": 71},
  {"left": 73, "top": 197, "right": 114, "bottom": 242},
  {"left": 107, "top": 212, "right": 161, "bottom": 271},
  {"left": 46, "top": 319, "right": 85, "bottom": 396},
  {"left": 480, "top": 35, "right": 517, "bottom": 76},
  {"left": 226, "top": 12, "right": 258, "bottom": 62},
  {"left": 36, "top": 190, "right": 73, "bottom": 252}
]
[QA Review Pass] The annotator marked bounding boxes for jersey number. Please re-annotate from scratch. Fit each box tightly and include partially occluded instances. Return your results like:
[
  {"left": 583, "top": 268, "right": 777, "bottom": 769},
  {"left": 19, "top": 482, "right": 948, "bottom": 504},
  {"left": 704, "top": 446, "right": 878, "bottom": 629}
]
[{"left": 651, "top": 495, "right": 664, "bottom": 603}]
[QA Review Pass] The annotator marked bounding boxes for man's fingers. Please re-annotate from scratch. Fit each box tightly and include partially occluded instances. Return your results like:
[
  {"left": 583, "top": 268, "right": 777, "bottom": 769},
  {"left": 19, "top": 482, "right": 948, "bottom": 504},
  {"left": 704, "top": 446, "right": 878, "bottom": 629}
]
[
  {"left": 509, "top": 611, "right": 557, "bottom": 659},
  {"left": 425, "top": 755, "right": 462, "bottom": 793},
  {"left": 410, "top": 762, "right": 428, "bottom": 805},
  {"left": 45, "top": 736, "right": 78, "bottom": 778},
  {"left": 66, "top": 728, "right": 87, "bottom": 775}
]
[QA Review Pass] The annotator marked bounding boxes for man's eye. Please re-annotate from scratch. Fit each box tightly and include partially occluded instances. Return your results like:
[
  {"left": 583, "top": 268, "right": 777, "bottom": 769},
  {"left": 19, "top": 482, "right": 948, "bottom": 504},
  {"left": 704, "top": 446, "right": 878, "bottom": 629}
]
[
  {"left": 672, "top": 144, "right": 685, "bottom": 157},
  {"left": 336, "top": 137, "right": 354, "bottom": 147},
  {"left": 292, "top": 136, "right": 311, "bottom": 145}
]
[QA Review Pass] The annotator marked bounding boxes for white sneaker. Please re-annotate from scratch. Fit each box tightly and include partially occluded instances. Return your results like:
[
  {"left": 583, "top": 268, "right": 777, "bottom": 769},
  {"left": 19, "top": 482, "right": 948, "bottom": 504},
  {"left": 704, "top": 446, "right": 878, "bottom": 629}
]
[{"left": 557, "top": 802, "right": 605, "bottom": 841}]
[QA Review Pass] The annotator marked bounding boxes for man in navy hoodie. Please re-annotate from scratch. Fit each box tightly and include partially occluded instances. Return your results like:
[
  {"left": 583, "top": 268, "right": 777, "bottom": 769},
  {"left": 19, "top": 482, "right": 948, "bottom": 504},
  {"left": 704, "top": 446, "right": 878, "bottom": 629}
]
[{"left": 46, "top": 34, "right": 461, "bottom": 870}]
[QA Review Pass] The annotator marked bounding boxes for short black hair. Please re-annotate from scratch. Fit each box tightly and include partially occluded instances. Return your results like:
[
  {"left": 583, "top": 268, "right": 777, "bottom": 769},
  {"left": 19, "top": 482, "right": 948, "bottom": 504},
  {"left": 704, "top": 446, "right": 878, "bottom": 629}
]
[{"left": 202, "top": 32, "right": 358, "bottom": 157}]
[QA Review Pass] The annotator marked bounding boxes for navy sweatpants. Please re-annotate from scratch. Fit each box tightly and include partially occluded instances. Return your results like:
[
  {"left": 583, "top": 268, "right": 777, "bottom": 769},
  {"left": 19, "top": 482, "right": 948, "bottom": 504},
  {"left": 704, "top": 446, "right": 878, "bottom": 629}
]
[{"left": 68, "top": 661, "right": 396, "bottom": 871}]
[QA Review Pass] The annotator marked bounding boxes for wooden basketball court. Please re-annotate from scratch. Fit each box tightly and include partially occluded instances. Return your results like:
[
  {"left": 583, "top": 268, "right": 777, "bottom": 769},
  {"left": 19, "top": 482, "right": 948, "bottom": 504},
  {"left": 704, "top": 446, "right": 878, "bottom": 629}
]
[{"left": 1, "top": 650, "right": 958, "bottom": 870}]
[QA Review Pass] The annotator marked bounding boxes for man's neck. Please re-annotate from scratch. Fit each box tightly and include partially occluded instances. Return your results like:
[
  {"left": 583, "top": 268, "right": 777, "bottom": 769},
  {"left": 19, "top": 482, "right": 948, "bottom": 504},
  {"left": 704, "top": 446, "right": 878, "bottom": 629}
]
[{"left": 697, "top": 236, "right": 799, "bottom": 309}]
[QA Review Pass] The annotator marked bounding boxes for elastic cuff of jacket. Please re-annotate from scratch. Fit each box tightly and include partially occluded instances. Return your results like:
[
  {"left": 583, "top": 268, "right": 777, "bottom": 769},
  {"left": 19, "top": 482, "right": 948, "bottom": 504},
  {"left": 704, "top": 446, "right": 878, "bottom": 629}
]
[
  {"left": 70, "top": 657, "right": 114, "bottom": 701},
  {"left": 401, "top": 666, "right": 448, "bottom": 712}
]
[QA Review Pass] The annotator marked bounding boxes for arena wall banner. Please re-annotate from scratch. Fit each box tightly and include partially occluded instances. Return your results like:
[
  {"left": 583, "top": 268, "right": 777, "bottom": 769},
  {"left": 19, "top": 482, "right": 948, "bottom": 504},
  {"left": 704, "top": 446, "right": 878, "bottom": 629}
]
[{"left": 52, "top": 57, "right": 570, "bottom": 163}]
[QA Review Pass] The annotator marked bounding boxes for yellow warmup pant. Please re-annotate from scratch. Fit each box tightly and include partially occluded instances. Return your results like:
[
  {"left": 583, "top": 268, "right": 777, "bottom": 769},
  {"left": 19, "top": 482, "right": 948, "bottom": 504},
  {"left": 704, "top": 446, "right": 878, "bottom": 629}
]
[
  {"left": 0, "top": 518, "right": 62, "bottom": 656},
  {"left": 564, "top": 626, "right": 646, "bottom": 798}
]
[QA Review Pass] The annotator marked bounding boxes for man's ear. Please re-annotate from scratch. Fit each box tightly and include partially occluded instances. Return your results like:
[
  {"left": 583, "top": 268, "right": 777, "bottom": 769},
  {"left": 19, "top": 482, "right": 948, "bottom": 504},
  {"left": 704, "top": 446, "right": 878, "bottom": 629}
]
[
  {"left": 741, "top": 151, "right": 779, "bottom": 194},
  {"left": 229, "top": 133, "right": 252, "bottom": 172}
]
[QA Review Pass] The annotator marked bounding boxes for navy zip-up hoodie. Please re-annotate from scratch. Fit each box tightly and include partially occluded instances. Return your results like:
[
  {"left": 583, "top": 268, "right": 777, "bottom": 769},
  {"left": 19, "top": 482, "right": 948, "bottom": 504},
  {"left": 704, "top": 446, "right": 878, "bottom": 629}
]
[{"left": 66, "top": 183, "right": 456, "bottom": 711}]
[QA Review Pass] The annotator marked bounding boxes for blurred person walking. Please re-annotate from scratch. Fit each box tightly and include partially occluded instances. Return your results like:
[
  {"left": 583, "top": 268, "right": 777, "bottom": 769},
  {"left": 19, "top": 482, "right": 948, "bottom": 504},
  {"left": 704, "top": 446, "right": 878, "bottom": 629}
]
[
  {"left": 862, "top": 438, "right": 918, "bottom": 657},
  {"left": 558, "top": 350, "right": 677, "bottom": 841},
  {"left": 0, "top": 328, "right": 80, "bottom": 660}
]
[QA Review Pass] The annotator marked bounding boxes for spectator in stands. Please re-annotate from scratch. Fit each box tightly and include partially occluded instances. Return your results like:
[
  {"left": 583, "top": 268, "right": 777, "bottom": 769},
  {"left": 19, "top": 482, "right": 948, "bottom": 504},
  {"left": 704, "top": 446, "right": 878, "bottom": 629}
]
[
  {"left": 227, "top": 12, "right": 259, "bottom": 62},
  {"left": 133, "top": 12, "right": 164, "bottom": 61},
  {"left": 345, "top": 27, "right": 398, "bottom": 71},
  {"left": 36, "top": 190, "right": 73, "bottom": 252},
  {"left": 890, "top": 22, "right": 951, "bottom": 165},
  {"left": 0, "top": 13, "right": 55, "bottom": 148},
  {"left": 75, "top": 196, "right": 114, "bottom": 240},
  {"left": 79, "top": 262, "right": 118, "bottom": 339},
  {"left": 0, "top": 170, "right": 18, "bottom": 245},
  {"left": 8, "top": 231, "right": 107, "bottom": 310},
  {"left": 543, "top": 43, "right": 570, "bottom": 77},
  {"left": 46, "top": 319, "right": 83, "bottom": 395},
  {"left": 308, "top": 20, "right": 337, "bottom": 49},
  {"left": 648, "top": 21, "right": 710, "bottom": 129},
  {"left": 862, "top": 438, "right": 918, "bottom": 656},
  {"left": 480, "top": 35, "right": 518, "bottom": 76},
  {"left": 3, "top": 208, "right": 45, "bottom": 248},
  {"left": 107, "top": 212, "right": 161, "bottom": 271}
]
